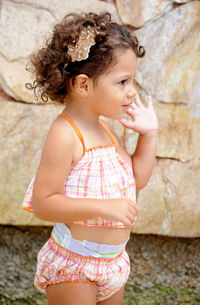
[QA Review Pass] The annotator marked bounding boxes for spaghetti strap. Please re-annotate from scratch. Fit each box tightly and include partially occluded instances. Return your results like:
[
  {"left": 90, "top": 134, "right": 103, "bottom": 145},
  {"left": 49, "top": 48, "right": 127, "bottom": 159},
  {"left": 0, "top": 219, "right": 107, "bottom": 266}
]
[
  {"left": 59, "top": 113, "right": 86, "bottom": 156},
  {"left": 98, "top": 120, "right": 117, "bottom": 150}
]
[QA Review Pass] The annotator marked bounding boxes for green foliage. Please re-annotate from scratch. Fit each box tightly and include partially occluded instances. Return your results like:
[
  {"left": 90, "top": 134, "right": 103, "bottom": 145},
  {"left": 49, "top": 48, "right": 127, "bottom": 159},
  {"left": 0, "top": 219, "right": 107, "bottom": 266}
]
[
  {"left": 0, "top": 293, "right": 47, "bottom": 305},
  {"left": 1, "top": 283, "right": 200, "bottom": 305},
  {"left": 123, "top": 283, "right": 200, "bottom": 305}
]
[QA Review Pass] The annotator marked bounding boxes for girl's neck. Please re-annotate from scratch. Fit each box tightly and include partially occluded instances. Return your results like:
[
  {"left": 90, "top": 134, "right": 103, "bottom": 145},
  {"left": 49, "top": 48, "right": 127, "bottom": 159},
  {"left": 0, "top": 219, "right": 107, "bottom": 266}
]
[{"left": 63, "top": 100, "right": 100, "bottom": 129}]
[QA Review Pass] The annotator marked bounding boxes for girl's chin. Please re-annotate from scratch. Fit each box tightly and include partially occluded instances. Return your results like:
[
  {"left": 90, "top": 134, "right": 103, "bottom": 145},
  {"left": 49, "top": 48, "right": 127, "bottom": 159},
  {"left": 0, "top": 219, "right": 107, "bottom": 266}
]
[{"left": 104, "top": 112, "right": 125, "bottom": 120}]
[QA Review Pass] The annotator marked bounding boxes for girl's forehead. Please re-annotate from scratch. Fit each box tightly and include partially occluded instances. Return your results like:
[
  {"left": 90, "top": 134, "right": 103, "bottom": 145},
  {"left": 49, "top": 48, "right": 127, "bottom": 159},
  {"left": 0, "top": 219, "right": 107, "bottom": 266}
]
[
  {"left": 115, "top": 49, "right": 137, "bottom": 66},
  {"left": 105, "top": 49, "right": 137, "bottom": 77}
]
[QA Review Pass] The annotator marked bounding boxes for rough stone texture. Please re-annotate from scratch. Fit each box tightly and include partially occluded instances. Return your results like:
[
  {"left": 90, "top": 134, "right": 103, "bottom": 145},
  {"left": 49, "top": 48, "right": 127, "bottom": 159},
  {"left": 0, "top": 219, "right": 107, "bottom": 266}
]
[
  {"left": 153, "top": 103, "right": 200, "bottom": 163},
  {"left": 135, "top": 1, "right": 200, "bottom": 105},
  {"left": 132, "top": 159, "right": 200, "bottom": 237},
  {"left": 174, "top": 0, "right": 193, "bottom": 3},
  {"left": 116, "top": 0, "right": 199, "bottom": 28},
  {"left": 0, "top": 0, "right": 119, "bottom": 103},
  {"left": 116, "top": 0, "right": 171, "bottom": 28},
  {"left": 0, "top": 98, "right": 63, "bottom": 225},
  {"left": 0, "top": 226, "right": 200, "bottom": 304}
]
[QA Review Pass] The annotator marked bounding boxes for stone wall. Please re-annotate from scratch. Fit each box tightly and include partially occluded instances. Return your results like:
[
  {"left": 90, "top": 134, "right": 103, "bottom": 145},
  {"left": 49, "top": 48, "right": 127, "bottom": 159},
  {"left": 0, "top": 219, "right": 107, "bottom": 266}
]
[{"left": 0, "top": 0, "right": 200, "bottom": 237}]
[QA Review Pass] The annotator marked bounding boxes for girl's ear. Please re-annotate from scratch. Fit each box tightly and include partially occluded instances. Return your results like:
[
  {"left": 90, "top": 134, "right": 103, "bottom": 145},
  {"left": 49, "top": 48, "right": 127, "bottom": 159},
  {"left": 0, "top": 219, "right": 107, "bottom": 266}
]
[{"left": 74, "top": 74, "right": 90, "bottom": 97}]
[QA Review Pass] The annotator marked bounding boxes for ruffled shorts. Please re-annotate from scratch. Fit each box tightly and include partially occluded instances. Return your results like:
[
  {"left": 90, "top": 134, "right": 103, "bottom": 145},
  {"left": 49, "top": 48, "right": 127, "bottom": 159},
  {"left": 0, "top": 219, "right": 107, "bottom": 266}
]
[{"left": 34, "top": 234, "right": 130, "bottom": 302}]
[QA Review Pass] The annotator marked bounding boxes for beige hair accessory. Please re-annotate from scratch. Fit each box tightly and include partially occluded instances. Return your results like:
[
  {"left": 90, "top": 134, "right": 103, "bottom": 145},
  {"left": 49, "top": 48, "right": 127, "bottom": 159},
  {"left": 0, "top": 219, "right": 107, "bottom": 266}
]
[{"left": 68, "top": 26, "right": 97, "bottom": 62}]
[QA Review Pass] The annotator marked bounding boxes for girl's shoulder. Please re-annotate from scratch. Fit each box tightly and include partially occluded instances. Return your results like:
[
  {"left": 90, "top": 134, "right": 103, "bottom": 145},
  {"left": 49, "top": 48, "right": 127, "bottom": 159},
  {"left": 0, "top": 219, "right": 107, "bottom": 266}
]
[
  {"left": 41, "top": 115, "right": 80, "bottom": 165},
  {"left": 49, "top": 114, "right": 84, "bottom": 165},
  {"left": 47, "top": 115, "right": 77, "bottom": 146}
]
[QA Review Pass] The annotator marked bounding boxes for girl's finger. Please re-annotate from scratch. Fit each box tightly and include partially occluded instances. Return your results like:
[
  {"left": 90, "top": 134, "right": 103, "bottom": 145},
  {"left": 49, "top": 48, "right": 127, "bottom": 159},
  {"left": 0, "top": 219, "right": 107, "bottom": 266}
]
[
  {"left": 119, "top": 118, "right": 136, "bottom": 129},
  {"left": 126, "top": 107, "right": 135, "bottom": 117},
  {"left": 129, "top": 103, "right": 137, "bottom": 111},
  {"left": 134, "top": 93, "right": 144, "bottom": 108}
]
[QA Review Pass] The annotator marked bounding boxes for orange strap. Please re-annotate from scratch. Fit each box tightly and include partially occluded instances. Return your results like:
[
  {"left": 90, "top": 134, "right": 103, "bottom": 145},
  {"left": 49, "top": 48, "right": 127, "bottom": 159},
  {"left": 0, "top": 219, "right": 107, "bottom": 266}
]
[
  {"left": 59, "top": 113, "right": 86, "bottom": 156},
  {"left": 98, "top": 120, "right": 117, "bottom": 148},
  {"left": 59, "top": 113, "right": 117, "bottom": 153}
]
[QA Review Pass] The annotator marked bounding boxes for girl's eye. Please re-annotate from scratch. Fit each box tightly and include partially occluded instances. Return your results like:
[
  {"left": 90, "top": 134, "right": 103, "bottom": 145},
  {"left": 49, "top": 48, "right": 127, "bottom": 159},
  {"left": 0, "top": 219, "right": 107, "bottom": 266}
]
[{"left": 119, "top": 79, "right": 127, "bottom": 85}]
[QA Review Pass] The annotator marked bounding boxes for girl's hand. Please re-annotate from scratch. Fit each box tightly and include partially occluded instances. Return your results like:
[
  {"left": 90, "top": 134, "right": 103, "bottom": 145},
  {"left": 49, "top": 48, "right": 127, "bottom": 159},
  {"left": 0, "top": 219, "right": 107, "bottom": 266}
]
[
  {"left": 101, "top": 198, "right": 139, "bottom": 228},
  {"left": 119, "top": 94, "right": 158, "bottom": 136}
]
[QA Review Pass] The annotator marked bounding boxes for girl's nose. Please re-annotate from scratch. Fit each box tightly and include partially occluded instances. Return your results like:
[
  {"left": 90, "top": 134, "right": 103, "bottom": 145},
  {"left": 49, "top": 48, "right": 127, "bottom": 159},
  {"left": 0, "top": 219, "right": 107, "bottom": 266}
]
[{"left": 127, "top": 89, "right": 136, "bottom": 98}]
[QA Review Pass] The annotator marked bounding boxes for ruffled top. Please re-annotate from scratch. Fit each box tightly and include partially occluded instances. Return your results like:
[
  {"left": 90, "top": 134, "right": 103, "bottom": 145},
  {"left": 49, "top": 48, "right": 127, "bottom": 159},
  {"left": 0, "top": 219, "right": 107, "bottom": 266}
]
[{"left": 22, "top": 113, "right": 136, "bottom": 228}]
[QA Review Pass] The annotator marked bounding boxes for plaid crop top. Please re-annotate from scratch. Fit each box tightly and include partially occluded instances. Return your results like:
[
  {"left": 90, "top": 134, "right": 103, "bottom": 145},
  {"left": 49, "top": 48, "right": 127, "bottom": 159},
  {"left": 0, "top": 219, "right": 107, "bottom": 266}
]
[{"left": 22, "top": 113, "right": 136, "bottom": 228}]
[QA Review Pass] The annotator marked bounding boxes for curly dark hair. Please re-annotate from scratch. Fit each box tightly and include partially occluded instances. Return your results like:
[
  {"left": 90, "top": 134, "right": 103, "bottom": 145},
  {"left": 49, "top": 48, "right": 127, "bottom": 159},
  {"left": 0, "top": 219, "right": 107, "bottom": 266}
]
[{"left": 26, "top": 12, "right": 145, "bottom": 103}]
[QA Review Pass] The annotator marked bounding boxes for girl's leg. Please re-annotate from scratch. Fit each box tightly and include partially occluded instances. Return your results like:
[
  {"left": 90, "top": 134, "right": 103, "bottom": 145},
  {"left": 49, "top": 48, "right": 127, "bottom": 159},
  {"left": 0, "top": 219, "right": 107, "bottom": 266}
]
[
  {"left": 97, "top": 285, "right": 125, "bottom": 305},
  {"left": 46, "top": 281, "right": 97, "bottom": 305}
]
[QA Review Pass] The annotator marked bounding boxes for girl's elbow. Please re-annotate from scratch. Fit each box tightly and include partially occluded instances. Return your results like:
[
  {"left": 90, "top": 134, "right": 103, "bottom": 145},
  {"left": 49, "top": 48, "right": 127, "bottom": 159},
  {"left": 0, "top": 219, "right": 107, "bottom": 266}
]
[
  {"left": 32, "top": 198, "right": 48, "bottom": 221},
  {"left": 135, "top": 178, "right": 149, "bottom": 190},
  {"left": 136, "top": 184, "right": 147, "bottom": 190},
  {"left": 32, "top": 205, "right": 43, "bottom": 220}
]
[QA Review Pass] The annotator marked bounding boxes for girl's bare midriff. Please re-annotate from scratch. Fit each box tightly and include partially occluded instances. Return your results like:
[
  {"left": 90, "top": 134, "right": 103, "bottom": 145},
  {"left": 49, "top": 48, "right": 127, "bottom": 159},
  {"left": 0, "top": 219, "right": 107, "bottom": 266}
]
[{"left": 67, "top": 223, "right": 131, "bottom": 245}]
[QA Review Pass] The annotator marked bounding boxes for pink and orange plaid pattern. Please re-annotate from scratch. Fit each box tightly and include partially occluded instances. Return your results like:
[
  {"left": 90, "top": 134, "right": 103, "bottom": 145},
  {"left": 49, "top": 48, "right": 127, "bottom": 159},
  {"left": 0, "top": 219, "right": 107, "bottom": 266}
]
[
  {"left": 22, "top": 114, "right": 136, "bottom": 228},
  {"left": 34, "top": 235, "right": 130, "bottom": 302},
  {"left": 22, "top": 146, "right": 136, "bottom": 227}
]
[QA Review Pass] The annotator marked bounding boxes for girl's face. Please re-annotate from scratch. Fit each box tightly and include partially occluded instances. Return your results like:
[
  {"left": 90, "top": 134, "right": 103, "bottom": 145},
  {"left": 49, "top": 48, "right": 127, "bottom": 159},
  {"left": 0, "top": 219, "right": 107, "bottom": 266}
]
[{"left": 88, "top": 48, "right": 137, "bottom": 120}]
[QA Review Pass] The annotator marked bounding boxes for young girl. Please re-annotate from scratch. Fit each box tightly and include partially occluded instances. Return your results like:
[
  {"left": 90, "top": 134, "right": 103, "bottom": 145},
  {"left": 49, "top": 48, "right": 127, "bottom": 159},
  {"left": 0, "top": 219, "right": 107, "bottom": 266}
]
[{"left": 22, "top": 12, "right": 158, "bottom": 305}]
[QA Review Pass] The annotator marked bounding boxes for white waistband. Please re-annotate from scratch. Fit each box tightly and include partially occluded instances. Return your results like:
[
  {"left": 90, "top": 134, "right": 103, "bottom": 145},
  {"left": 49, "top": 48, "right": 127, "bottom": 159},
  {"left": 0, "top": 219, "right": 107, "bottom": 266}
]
[{"left": 52, "top": 223, "right": 129, "bottom": 258}]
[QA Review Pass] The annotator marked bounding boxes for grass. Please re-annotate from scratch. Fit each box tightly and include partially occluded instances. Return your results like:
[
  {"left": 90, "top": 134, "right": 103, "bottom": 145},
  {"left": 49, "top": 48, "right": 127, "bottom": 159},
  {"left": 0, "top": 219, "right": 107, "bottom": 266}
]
[
  {"left": 123, "top": 283, "right": 200, "bottom": 305},
  {"left": 1, "top": 283, "right": 200, "bottom": 305}
]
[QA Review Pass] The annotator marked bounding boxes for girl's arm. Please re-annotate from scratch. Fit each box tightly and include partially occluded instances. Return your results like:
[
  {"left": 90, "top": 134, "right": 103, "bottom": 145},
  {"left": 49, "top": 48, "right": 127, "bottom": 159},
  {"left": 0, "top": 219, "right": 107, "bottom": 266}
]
[
  {"left": 119, "top": 94, "right": 158, "bottom": 190},
  {"left": 32, "top": 116, "right": 138, "bottom": 227},
  {"left": 131, "top": 130, "right": 157, "bottom": 189}
]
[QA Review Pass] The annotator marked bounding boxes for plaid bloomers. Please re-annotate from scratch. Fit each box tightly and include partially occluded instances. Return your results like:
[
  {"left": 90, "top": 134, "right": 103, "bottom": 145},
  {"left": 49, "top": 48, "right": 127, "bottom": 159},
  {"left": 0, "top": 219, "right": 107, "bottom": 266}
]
[{"left": 34, "top": 235, "right": 130, "bottom": 302}]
